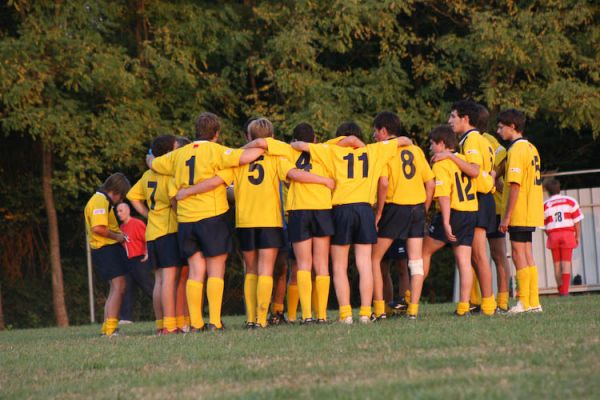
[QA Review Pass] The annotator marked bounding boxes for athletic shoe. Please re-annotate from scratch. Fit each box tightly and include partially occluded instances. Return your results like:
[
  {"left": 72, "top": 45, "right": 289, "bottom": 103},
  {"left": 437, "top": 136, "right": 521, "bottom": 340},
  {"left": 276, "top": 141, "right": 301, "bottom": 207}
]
[
  {"left": 161, "top": 328, "right": 179, "bottom": 335},
  {"left": 359, "top": 315, "right": 371, "bottom": 324},
  {"left": 495, "top": 306, "right": 509, "bottom": 315},
  {"left": 118, "top": 320, "right": 133, "bottom": 325},
  {"left": 300, "top": 318, "right": 315, "bottom": 325},
  {"left": 508, "top": 301, "right": 531, "bottom": 314},
  {"left": 529, "top": 305, "right": 543, "bottom": 313},
  {"left": 391, "top": 300, "right": 408, "bottom": 313},
  {"left": 316, "top": 319, "right": 329, "bottom": 325},
  {"left": 268, "top": 312, "right": 288, "bottom": 326},
  {"left": 106, "top": 329, "right": 122, "bottom": 337},
  {"left": 339, "top": 316, "right": 353, "bottom": 325},
  {"left": 370, "top": 313, "right": 387, "bottom": 322},
  {"left": 187, "top": 326, "right": 206, "bottom": 334},
  {"left": 206, "top": 323, "right": 225, "bottom": 332},
  {"left": 245, "top": 322, "right": 257, "bottom": 330},
  {"left": 180, "top": 325, "right": 191, "bottom": 334},
  {"left": 453, "top": 311, "right": 471, "bottom": 317},
  {"left": 406, "top": 313, "right": 417, "bottom": 320},
  {"left": 469, "top": 305, "right": 481, "bottom": 314}
]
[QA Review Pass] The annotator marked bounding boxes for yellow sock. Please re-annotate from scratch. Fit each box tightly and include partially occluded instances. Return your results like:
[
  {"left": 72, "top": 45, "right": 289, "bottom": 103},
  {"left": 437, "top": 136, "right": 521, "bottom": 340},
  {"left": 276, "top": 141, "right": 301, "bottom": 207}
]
[
  {"left": 272, "top": 302, "right": 284, "bottom": 314},
  {"left": 183, "top": 316, "right": 190, "bottom": 327},
  {"left": 470, "top": 269, "right": 482, "bottom": 306},
  {"left": 101, "top": 321, "right": 107, "bottom": 335},
  {"left": 256, "top": 275, "right": 273, "bottom": 327},
  {"left": 186, "top": 280, "right": 205, "bottom": 329},
  {"left": 456, "top": 302, "right": 470, "bottom": 316},
  {"left": 339, "top": 304, "right": 352, "bottom": 320},
  {"left": 497, "top": 291, "right": 509, "bottom": 310},
  {"left": 105, "top": 318, "right": 119, "bottom": 336},
  {"left": 207, "top": 277, "right": 224, "bottom": 328},
  {"left": 164, "top": 316, "right": 177, "bottom": 332},
  {"left": 312, "top": 280, "right": 319, "bottom": 315},
  {"left": 516, "top": 268, "right": 530, "bottom": 309},
  {"left": 297, "top": 271, "right": 313, "bottom": 320},
  {"left": 529, "top": 266, "right": 540, "bottom": 308},
  {"left": 373, "top": 300, "right": 385, "bottom": 317},
  {"left": 407, "top": 303, "right": 419, "bottom": 316},
  {"left": 359, "top": 306, "right": 371, "bottom": 317},
  {"left": 316, "top": 275, "right": 330, "bottom": 320},
  {"left": 244, "top": 273, "right": 258, "bottom": 323},
  {"left": 155, "top": 319, "right": 163, "bottom": 330},
  {"left": 404, "top": 290, "right": 411, "bottom": 304},
  {"left": 287, "top": 283, "right": 299, "bottom": 321},
  {"left": 481, "top": 295, "right": 497, "bottom": 315},
  {"left": 176, "top": 315, "right": 185, "bottom": 329}
]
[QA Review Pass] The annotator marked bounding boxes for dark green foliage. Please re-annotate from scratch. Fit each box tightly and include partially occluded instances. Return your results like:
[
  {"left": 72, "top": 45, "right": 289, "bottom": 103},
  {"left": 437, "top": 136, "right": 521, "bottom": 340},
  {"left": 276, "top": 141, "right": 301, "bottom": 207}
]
[{"left": 0, "top": 0, "right": 598, "bottom": 327}]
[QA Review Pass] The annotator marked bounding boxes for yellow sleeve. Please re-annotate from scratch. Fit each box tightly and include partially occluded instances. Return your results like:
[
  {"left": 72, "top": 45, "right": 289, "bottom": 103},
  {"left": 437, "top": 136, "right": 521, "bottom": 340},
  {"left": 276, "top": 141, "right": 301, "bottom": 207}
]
[
  {"left": 277, "top": 157, "right": 295, "bottom": 182},
  {"left": 127, "top": 173, "right": 147, "bottom": 201},
  {"left": 325, "top": 136, "right": 344, "bottom": 144},
  {"left": 433, "top": 163, "right": 451, "bottom": 198},
  {"left": 167, "top": 177, "right": 177, "bottom": 199},
  {"left": 380, "top": 162, "right": 390, "bottom": 178},
  {"left": 308, "top": 144, "right": 334, "bottom": 171},
  {"left": 495, "top": 146, "right": 507, "bottom": 167},
  {"left": 376, "top": 139, "right": 400, "bottom": 164},
  {"left": 506, "top": 147, "right": 525, "bottom": 185},
  {"left": 463, "top": 136, "right": 483, "bottom": 166},
  {"left": 152, "top": 151, "right": 177, "bottom": 176},
  {"left": 216, "top": 168, "right": 235, "bottom": 186},
  {"left": 216, "top": 145, "right": 244, "bottom": 169},
  {"left": 90, "top": 196, "right": 110, "bottom": 228},
  {"left": 265, "top": 138, "right": 293, "bottom": 160}
]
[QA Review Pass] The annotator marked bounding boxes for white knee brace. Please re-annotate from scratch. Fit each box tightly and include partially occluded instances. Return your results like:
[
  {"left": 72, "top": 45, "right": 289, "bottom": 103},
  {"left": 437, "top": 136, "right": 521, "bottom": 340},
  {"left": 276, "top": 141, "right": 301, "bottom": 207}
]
[{"left": 408, "top": 259, "right": 424, "bottom": 276}]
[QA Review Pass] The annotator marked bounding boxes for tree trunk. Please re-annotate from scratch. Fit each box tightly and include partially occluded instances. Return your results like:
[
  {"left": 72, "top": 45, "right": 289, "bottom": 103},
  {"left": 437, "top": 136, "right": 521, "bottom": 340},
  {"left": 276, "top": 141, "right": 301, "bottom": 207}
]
[
  {"left": 0, "top": 283, "right": 5, "bottom": 330},
  {"left": 41, "top": 144, "right": 69, "bottom": 327}
]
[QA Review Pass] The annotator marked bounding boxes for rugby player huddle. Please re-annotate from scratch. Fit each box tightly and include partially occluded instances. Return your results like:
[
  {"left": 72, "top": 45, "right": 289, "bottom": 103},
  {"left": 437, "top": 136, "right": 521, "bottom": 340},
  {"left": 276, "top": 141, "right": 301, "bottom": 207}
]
[{"left": 84, "top": 100, "right": 544, "bottom": 337}]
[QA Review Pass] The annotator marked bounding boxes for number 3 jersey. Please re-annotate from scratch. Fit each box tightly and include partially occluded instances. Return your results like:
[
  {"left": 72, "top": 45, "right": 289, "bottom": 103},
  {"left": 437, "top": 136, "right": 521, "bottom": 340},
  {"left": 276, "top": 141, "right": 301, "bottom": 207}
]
[
  {"left": 265, "top": 138, "right": 334, "bottom": 211},
  {"left": 502, "top": 138, "right": 544, "bottom": 228},
  {"left": 217, "top": 155, "right": 294, "bottom": 228},
  {"left": 308, "top": 139, "right": 399, "bottom": 206},
  {"left": 381, "top": 145, "right": 434, "bottom": 205},
  {"left": 151, "top": 141, "right": 244, "bottom": 223},
  {"left": 127, "top": 169, "right": 178, "bottom": 241},
  {"left": 432, "top": 154, "right": 478, "bottom": 212}
]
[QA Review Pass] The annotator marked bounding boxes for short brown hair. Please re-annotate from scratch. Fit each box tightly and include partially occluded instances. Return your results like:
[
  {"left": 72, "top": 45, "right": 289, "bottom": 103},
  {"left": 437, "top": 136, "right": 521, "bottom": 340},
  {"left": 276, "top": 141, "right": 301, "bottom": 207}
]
[
  {"left": 544, "top": 178, "right": 561, "bottom": 196},
  {"left": 429, "top": 125, "right": 458, "bottom": 150},
  {"left": 99, "top": 173, "right": 131, "bottom": 198},
  {"left": 195, "top": 112, "right": 221, "bottom": 140},
  {"left": 247, "top": 118, "right": 274, "bottom": 140}
]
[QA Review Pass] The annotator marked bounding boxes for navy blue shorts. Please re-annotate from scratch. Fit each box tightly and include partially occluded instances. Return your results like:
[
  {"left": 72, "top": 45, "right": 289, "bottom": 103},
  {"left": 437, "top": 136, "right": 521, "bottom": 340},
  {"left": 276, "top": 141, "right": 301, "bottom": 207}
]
[
  {"left": 486, "top": 215, "right": 506, "bottom": 239},
  {"left": 148, "top": 233, "right": 185, "bottom": 268},
  {"left": 178, "top": 212, "right": 233, "bottom": 258},
  {"left": 238, "top": 227, "right": 285, "bottom": 251},
  {"left": 331, "top": 203, "right": 377, "bottom": 245},
  {"left": 476, "top": 192, "right": 497, "bottom": 233},
  {"left": 288, "top": 209, "right": 334, "bottom": 243},
  {"left": 91, "top": 243, "right": 129, "bottom": 281},
  {"left": 509, "top": 226, "right": 535, "bottom": 243},
  {"left": 428, "top": 211, "right": 477, "bottom": 247},
  {"left": 383, "top": 239, "right": 408, "bottom": 261},
  {"left": 377, "top": 203, "right": 425, "bottom": 240}
]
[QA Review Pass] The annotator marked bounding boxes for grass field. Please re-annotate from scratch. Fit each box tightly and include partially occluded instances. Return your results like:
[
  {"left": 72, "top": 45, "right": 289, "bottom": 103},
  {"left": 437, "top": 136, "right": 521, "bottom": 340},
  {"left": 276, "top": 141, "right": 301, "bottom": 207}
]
[{"left": 1, "top": 295, "right": 599, "bottom": 399}]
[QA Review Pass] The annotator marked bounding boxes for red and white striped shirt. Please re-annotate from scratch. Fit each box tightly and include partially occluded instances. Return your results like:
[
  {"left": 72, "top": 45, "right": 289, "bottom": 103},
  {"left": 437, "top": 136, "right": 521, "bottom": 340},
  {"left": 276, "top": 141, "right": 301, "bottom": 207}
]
[{"left": 543, "top": 194, "right": 583, "bottom": 232}]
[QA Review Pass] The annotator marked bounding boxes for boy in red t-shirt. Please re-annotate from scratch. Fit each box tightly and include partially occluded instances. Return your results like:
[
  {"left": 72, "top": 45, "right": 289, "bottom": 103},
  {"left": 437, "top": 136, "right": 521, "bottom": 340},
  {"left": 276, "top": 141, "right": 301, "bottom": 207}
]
[{"left": 543, "top": 178, "right": 583, "bottom": 296}]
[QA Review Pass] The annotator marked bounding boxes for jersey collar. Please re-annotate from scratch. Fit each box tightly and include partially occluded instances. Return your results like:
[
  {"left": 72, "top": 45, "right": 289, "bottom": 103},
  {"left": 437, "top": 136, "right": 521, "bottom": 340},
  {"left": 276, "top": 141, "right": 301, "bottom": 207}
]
[
  {"left": 96, "top": 191, "right": 114, "bottom": 211},
  {"left": 507, "top": 136, "right": 527, "bottom": 150},
  {"left": 458, "top": 128, "right": 479, "bottom": 148}
]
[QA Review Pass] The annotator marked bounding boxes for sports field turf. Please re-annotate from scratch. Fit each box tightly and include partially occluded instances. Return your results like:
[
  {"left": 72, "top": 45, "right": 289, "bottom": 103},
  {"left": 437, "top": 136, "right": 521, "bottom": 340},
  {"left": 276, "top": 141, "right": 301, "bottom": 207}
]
[{"left": 1, "top": 295, "right": 599, "bottom": 399}]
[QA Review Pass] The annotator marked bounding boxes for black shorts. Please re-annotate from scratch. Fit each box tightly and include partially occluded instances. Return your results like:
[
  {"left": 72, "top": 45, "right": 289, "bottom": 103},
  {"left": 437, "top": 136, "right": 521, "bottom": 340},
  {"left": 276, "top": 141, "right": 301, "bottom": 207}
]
[
  {"left": 509, "top": 226, "right": 535, "bottom": 242},
  {"left": 91, "top": 243, "right": 128, "bottom": 281},
  {"left": 476, "top": 192, "right": 497, "bottom": 233},
  {"left": 147, "top": 233, "right": 185, "bottom": 269},
  {"left": 383, "top": 239, "right": 408, "bottom": 261},
  {"left": 377, "top": 203, "right": 425, "bottom": 240},
  {"left": 332, "top": 203, "right": 377, "bottom": 245},
  {"left": 178, "top": 212, "right": 233, "bottom": 258},
  {"left": 288, "top": 209, "right": 335, "bottom": 243},
  {"left": 487, "top": 215, "right": 506, "bottom": 239},
  {"left": 428, "top": 211, "right": 477, "bottom": 247},
  {"left": 238, "top": 227, "right": 285, "bottom": 251}
]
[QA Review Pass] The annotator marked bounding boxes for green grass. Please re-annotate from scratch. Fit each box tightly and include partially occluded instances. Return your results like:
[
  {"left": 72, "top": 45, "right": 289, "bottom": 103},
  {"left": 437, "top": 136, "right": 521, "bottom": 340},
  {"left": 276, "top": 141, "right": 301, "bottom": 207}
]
[{"left": 1, "top": 295, "right": 600, "bottom": 399}]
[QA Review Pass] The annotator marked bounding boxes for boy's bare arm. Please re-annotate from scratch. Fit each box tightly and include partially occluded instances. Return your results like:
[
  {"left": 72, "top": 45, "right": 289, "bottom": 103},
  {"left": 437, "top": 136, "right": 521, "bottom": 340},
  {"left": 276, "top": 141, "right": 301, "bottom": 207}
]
[
  {"left": 130, "top": 200, "right": 149, "bottom": 219},
  {"left": 176, "top": 176, "right": 226, "bottom": 201},
  {"left": 499, "top": 182, "right": 520, "bottom": 233},
  {"left": 424, "top": 179, "right": 435, "bottom": 212},
  {"left": 287, "top": 169, "right": 335, "bottom": 191},
  {"left": 375, "top": 177, "right": 388, "bottom": 228}
]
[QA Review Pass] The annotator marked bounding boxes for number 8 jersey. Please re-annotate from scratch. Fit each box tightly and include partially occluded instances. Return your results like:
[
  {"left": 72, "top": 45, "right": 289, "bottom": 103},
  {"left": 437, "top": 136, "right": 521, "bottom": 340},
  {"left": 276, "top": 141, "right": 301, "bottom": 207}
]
[
  {"left": 502, "top": 138, "right": 544, "bottom": 228},
  {"left": 382, "top": 145, "right": 434, "bottom": 205}
]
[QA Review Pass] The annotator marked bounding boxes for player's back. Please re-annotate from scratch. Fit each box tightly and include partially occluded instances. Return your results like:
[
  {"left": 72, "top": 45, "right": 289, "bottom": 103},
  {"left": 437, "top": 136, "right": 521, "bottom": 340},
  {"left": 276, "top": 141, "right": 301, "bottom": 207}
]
[
  {"left": 544, "top": 194, "right": 583, "bottom": 232},
  {"left": 385, "top": 145, "right": 434, "bottom": 205},
  {"left": 432, "top": 155, "right": 478, "bottom": 212},
  {"left": 127, "top": 169, "right": 178, "bottom": 241},
  {"left": 460, "top": 130, "right": 495, "bottom": 194}
]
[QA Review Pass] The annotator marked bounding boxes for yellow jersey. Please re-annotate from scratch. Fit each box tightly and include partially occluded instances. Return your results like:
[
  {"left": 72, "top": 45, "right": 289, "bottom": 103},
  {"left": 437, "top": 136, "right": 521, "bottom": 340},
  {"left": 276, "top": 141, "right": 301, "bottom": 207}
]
[
  {"left": 127, "top": 170, "right": 178, "bottom": 241},
  {"left": 502, "top": 138, "right": 544, "bottom": 228},
  {"left": 308, "top": 139, "right": 399, "bottom": 205},
  {"left": 265, "top": 138, "right": 333, "bottom": 211},
  {"left": 218, "top": 154, "right": 294, "bottom": 228},
  {"left": 482, "top": 132, "right": 507, "bottom": 215},
  {"left": 459, "top": 130, "right": 495, "bottom": 194},
  {"left": 433, "top": 154, "right": 478, "bottom": 212},
  {"left": 84, "top": 192, "right": 121, "bottom": 249},
  {"left": 383, "top": 145, "right": 434, "bottom": 205},
  {"left": 151, "top": 141, "right": 243, "bottom": 223}
]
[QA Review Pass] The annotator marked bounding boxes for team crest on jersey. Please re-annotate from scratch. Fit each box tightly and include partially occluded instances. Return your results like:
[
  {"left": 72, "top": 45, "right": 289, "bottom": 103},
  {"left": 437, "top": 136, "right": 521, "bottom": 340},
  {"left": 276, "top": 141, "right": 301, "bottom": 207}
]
[
  {"left": 510, "top": 167, "right": 521, "bottom": 173},
  {"left": 224, "top": 149, "right": 233, "bottom": 155},
  {"left": 435, "top": 180, "right": 443, "bottom": 186},
  {"left": 93, "top": 209, "right": 106, "bottom": 215},
  {"left": 466, "top": 149, "right": 478, "bottom": 154}
]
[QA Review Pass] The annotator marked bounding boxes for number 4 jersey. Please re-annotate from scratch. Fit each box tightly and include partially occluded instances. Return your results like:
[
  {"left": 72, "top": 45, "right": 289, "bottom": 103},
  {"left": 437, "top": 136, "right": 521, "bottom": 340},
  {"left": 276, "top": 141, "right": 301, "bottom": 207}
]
[
  {"left": 502, "top": 138, "right": 544, "bottom": 228},
  {"left": 127, "top": 170, "right": 178, "bottom": 241},
  {"left": 432, "top": 154, "right": 478, "bottom": 211}
]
